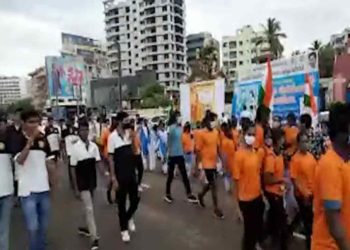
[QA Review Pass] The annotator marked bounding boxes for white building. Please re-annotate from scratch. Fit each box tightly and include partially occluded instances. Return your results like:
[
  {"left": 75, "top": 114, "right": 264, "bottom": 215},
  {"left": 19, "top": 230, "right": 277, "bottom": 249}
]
[
  {"left": 330, "top": 28, "right": 350, "bottom": 55},
  {"left": 0, "top": 76, "right": 29, "bottom": 105},
  {"left": 103, "top": 0, "right": 187, "bottom": 94},
  {"left": 222, "top": 25, "right": 269, "bottom": 83}
]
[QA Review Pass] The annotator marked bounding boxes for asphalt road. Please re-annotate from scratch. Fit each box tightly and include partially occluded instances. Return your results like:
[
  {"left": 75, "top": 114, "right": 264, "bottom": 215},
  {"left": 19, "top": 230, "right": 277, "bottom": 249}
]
[{"left": 10, "top": 165, "right": 305, "bottom": 250}]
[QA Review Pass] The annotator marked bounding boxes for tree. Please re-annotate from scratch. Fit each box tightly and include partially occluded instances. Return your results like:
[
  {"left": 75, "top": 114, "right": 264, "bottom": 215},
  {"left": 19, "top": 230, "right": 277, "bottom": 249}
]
[
  {"left": 310, "top": 40, "right": 322, "bottom": 51},
  {"left": 257, "top": 18, "right": 287, "bottom": 59},
  {"left": 7, "top": 98, "right": 34, "bottom": 114},
  {"left": 187, "top": 41, "right": 220, "bottom": 82},
  {"left": 140, "top": 84, "right": 171, "bottom": 108},
  {"left": 318, "top": 43, "right": 335, "bottom": 78}
]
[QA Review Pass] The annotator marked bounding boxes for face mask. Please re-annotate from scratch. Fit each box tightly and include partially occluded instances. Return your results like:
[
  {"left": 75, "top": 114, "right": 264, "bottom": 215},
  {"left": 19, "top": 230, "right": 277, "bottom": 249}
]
[
  {"left": 245, "top": 135, "right": 255, "bottom": 146},
  {"left": 272, "top": 121, "right": 280, "bottom": 128},
  {"left": 210, "top": 121, "right": 216, "bottom": 129},
  {"left": 177, "top": 117, "right": 182, "bottom": 124}
]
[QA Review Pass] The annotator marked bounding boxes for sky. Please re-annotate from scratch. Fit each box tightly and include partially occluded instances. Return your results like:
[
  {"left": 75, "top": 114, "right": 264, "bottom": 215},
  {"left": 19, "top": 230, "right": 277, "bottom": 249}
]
[{"left": 1, "top": 0, "right": 349, "bottom": 76}]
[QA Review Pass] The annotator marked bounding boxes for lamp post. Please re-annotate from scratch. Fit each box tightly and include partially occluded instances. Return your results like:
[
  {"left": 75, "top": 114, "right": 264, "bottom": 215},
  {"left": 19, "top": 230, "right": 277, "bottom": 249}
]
[{"left": 115, "top": 40, "right": 123, "bottom": 110}]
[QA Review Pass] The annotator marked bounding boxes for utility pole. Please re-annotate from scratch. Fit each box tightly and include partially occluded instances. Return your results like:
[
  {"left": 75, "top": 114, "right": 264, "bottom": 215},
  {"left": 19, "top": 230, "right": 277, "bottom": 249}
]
[{"left": 115, "top": 40, "right": 122, "bottom": 110}]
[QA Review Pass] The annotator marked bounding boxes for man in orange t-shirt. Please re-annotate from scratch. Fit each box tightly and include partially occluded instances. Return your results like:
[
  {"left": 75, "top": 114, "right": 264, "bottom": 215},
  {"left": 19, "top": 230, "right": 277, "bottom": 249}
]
[
  {"left": 197, "top": 112, "right": 224, "bottom": 219},
  {"left": 312, "top": 104, "right": 350, "bottom": 250},
  {"left": 284, "top": 113, "right": 299, "bottom": 160},
  {"left": 290, "top": 132, "right": 317, "bottom": 249}
]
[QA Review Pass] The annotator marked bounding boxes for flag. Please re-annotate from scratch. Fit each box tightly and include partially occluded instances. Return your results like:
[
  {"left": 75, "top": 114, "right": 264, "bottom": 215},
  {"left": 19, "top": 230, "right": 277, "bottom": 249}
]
[
  {"left": 304, "top": 73, "right": 317, "bottom": 115},
  {"left": 258, "top": 57, "right": 273, "bottom": 108}
]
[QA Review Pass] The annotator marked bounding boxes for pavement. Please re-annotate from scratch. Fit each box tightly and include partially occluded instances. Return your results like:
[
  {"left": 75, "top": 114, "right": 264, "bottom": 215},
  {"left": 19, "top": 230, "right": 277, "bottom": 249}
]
[{"left": 10, "top": 165, "right": 306, "bottom": 250}]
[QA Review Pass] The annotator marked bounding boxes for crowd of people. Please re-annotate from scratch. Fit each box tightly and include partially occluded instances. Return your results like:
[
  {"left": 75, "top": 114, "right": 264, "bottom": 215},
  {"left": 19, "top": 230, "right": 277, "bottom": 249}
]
[{"left": 0, "top": 103, "right": 350, "bottom": 250}]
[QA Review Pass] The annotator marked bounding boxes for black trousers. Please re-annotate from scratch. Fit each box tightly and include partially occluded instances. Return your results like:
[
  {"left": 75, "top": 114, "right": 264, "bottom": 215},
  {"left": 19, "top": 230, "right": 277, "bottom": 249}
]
[
  {"left": 239, "top": 196, "right": 265, "bottom": 250},
  {"left": 199, "top": 169, "right": 219, "bottom": 208},
  {"left": 166, "top": 156, "right": 192, "bottom": 196},
  {"left": 117, "top": 180, "right": 140, "bottom": 231},
  {"left": 296, "top": 197, "right": 313, "bottom": 250},
  {"left": 265, "top": 192, "right": 288, "bottom": 250},
  {"left": 135, "top": 154, "right": 144, "bottom": 186}
]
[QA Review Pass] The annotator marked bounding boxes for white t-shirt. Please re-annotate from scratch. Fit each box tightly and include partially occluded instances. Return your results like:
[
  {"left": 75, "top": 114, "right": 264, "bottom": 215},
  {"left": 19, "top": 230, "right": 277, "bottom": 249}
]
[
  {"left": 0, "top": 148, "right": 13, "bottom": 197},
  {"left": 70, "top": 139, "right": 101, "bottom": 166},
  {"left": 107, "top": 130, "right": 132, "bottom": 154}
]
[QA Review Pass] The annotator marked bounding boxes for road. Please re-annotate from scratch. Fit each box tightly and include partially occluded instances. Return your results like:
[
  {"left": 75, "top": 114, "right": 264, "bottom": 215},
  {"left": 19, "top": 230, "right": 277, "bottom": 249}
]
[{"left": 10, "top": 166, "right": 305, "bottom": 250}]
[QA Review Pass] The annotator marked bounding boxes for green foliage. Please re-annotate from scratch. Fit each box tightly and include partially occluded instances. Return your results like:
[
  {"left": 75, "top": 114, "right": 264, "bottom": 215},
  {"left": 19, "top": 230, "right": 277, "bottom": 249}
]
[
  {"left": 318, "top": 43, "right": 335, "bottom": 78},
  {"left": 7, "top": 98, "right": 34, "bottom": 114},
  {"left": 309, "top": 40, "right": 322, "bottom": 51},
  {"left": 257, "top": 17, "right": 287, "bottom": 59},
  {"left": 140, "top": 84, "right": 170, "bottom": 108}
]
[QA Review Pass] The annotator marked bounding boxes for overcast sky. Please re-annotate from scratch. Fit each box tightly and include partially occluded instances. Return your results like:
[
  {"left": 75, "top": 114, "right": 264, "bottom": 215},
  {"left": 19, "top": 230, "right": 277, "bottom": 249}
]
[{"left": 1, "top": 0, "right": 349, "bottom": 76}]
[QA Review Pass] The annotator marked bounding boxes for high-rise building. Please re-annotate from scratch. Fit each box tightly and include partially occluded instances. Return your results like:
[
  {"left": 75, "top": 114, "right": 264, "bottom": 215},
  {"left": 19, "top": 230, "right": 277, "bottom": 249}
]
[
  {"left": 222, "top": 25, "right": 269, "bottom": 83},
  {"left": 28, "top": 67, "right": 48, "bottom": 111},
  {"left": 0, "top": 76, "right": 28, "bottom": 105},
  {"left": 330, "top": 28, "right": 350, "bottom": 55},
  {"left": 103, "top": 0, "right": 187, "bottom": 94},
  {"left": 61, "top": 32, "right": 111, "bottom": 79},
  {"left": 186, "top": 32, "right": 220, "bottom": 67}
]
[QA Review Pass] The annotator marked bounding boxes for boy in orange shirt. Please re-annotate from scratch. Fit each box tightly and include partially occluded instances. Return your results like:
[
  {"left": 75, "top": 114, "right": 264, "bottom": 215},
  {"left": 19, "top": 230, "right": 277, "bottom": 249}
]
[
  {"left": 197, "top": 112, "right": 224, "bottom": 219},
  {"left": 311, "top": 104, "right": 350, "bottom": 250},
  {"left": 284, "top": 113, "right": 299, "bottom": 160},
  {"left": 254, "top": 105, "right": 271, "bottom": 149},
  {"left": 290, "top": 132, "right": 317, "bottom": 250},
  {"left": 220, "top": 122, "right": 236, "bottom": 192},
  {"left": 182, "top": 122, "right": 194, "bottom": 177},
  {"left": 263, "top": 128, "right": 288, "bottom": 250}
]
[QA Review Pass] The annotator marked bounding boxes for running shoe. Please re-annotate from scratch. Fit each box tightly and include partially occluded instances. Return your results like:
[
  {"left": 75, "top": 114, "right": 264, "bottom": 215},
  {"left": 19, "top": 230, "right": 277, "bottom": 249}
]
[
  {"left": 164, "top": 195, "right": 174, "bottom": 204},
  {"left": 213, "top": 208, "right": 225, "bottom": 219},
  {"left": 121, "top": 230, "right": 131, "bottom": 243},
  {"left": 197, "top": 194, "right": 205, "bottom": 208},
  {"left": 128, "top": 218, "right": 136, "bottom": 232},
  {"left": 91, "top": 239, "right": 99, "bottom": 250},
  {"left": 78, "top": 227, "right": 90, "bottom": 237},
  {"left": 187, "top": 194, "right": 198, "bottom": 204}
]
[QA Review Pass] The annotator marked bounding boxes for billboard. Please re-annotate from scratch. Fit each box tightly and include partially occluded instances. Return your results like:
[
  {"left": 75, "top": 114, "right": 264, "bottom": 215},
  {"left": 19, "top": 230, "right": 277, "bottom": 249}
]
[
  {"left": 45, "top": 56, "right": 87, "bottom": 98},
  {"left": 180, "top": 79, "right": 225, "bottom": 123},
  {"left": 232, "top": 52, "right": 320, "bottom": 119}
]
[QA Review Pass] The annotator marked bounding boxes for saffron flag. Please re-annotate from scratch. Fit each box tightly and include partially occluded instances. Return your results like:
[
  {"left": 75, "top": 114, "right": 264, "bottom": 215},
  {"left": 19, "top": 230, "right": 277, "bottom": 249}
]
[{"left": 258, "top": 57, "right": 273, "bottom": 108}]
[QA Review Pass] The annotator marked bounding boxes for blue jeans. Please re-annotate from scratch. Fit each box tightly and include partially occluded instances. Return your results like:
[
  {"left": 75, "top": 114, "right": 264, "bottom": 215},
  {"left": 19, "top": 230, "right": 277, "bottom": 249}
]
[
  {"left": 21, "top": 192, "right": 50, "bottom": 250},
  {"left": 0, "top": 195, "right": 13, "bottom": 250}
]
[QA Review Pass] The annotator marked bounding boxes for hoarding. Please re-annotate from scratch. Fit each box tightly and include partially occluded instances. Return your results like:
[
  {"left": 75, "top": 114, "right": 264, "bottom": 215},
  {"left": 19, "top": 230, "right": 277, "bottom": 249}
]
[
  {"left": 180, "top": 79, "right": 225, "bottom": 123},
  {"left": 232, "top": 52, "right": 320, "bottom": 119},
  {"left": 45, "top": 56, "right": 87, "bottom": 98}
]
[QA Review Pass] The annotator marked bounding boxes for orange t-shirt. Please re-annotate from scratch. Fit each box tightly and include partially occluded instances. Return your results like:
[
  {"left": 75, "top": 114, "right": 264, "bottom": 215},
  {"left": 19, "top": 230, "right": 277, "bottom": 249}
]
[
  {"left": 290, "top": 151, "right": 316, "bottom": 198},
  {"left": 220, "top": 135, "right": 236, "bottom": 172},
  {"left": 196, "top": 129, "right": 219, "bottom": 169},
  {"left": 232, "top": 128, "right": 240, "bottom": 148},
  {"left": 284, "top": 126, "right": 299, "bottom": 156},
  {"left": 193, "top": 129, "right": 203, "bottom": 152},
  {"left": 312, "top": 149, "right": 350, "bottom": 250},
  {"left": 254, "top": 124, "right": 264, "bottom": 149},
  {"left": 100, "top": 128, "right": 110, "bottom": 157},
  {"left": 182, "top": 132, "right": 193, "bottom": 153},
  {"left": 232, "top": 148, "right": 262, "bottom": 201},
  {"left": 264, "top": 148, "right": 285, "bottom": 196}
]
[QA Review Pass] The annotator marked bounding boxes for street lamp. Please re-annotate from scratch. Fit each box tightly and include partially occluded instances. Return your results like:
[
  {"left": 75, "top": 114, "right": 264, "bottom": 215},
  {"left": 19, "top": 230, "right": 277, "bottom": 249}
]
[{"left": 114, "top": 40, "right": 122, "bottom": 110}]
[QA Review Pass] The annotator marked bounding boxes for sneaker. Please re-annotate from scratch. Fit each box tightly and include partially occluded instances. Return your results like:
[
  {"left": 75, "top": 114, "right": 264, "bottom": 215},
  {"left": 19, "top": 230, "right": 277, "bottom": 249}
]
[
  {"left": 121, "top": 230, "right": 130, "bottom": 243},
  {"left": 214, "top": 208, "right": 225, "bottom": 219},
  {"left": 164, "top": 195, "right": 173, "bottom": 204},
  {"left": 138, "top": 185, "right": 143, "bottom": 192},
  {"left": 128, "top": 218, "right": 136, "bottom": 232},
  {"left": 91, "top": 239, "right": 99, "bottom": 250},
  {"left": 197, "top": 194, "right": 205, "bottom": 208},
  {"left": 187, "top": 194, "right": 198, "bottom": 204},
  {"left": 78, "top": 227, "right": 90, "bottom": 237}
]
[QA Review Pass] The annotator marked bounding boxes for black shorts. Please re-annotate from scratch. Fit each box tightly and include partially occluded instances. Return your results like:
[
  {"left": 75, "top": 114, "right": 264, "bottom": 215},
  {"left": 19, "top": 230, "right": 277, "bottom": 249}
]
[{"left": 204, "top": 169, "right": 217, "bottom": 184}]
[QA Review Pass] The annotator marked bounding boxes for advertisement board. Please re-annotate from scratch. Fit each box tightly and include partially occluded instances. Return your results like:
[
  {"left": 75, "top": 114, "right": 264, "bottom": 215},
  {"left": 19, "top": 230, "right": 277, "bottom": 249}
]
[
  {"left": 45, "top": 56, "right": 87, "bottom": 98},
  {"left": 232, "top": 52, "right": 320, "bottom": 119},
  {"left": 180, "top": 79, "right": 225, "bottom": 123}
]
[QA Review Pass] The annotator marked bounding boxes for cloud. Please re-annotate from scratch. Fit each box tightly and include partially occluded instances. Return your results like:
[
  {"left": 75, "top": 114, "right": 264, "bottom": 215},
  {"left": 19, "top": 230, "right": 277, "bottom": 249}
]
[{"left": 1, "top": 0, "right": 350, "bottom": 76}]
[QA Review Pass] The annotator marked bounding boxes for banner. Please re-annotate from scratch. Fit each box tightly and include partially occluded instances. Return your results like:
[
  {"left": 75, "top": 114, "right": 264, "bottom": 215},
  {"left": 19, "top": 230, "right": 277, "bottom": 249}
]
[
  {"left": 45, "top": 56, "right": 87, "bottom": 98},
  {"left": 232, "top": 52, "right": 320, "bottom": 119},
  {"left": 181, "top": 79, "right": 225, "bottom": 123}
]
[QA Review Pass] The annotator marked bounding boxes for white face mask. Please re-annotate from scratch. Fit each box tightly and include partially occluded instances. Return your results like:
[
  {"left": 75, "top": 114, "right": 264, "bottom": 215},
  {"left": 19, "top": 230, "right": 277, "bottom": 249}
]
[
  {"left": 245, "top": 135, "right": 256, "bottom": 146},
  {"left": 176, "top": 116, "right": 182, "bottom": 124},
  {"left": 210, "top": 121, "right": 216, "bottom": 129},
  {"left": 272, "top": 121, "right": 280, "bottom": 128}
]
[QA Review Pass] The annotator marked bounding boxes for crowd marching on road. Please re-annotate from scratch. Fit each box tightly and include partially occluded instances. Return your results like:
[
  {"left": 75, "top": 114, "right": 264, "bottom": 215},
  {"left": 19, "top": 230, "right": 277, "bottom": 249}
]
[{"left": 1, "top": 103, "right": 350, "bottom": 250}]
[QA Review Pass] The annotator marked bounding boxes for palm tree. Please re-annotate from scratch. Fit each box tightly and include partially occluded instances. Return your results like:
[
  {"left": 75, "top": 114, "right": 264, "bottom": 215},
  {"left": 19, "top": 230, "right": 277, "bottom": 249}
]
[
  {"left": 310, "top": 40, "right": 322, "bottom": 51},
  {"left": 256, "top": 18, "right": 287, "bottom": 59}
]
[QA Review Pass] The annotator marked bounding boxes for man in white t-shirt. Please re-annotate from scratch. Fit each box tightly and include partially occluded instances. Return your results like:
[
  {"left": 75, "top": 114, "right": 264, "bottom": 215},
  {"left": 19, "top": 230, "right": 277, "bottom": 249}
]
[
  {"left": 13, "top": 110, "right": 55, "bottom": 250},
  {"left": 0, "top": 117, "right": 13, "bottom": 250}
]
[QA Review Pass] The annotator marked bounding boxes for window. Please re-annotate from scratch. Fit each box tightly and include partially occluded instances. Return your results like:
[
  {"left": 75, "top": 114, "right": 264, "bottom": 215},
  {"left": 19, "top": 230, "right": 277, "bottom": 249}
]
[
  {"left": 162, "top": 6, "right": 167, "bottom": 12},
  {"left": 128, "top": 51, "right": 132, "bottom": 56},
  {"left": 165, "top": 72, "right": 170, "bottom": 78},
  {"left": 163, "top": 25, "right": 168, "bottom": 31},
  {"left": 223, "top": 43, "right": 227, "bottom": 48},
  {"left": 126, "top": 7, "right": 130, "bottom": 13},
  {"left": 126, "top": 16, "right": 129, "bottom": 21},
  {"left": 163, "top": 15, "right": 168, "bottom": 21},
  {"left": 135, "top": 45, "right": 138, "bottom": 49},
  {"left": 164, "top": 44, "right": 169, "bottom": 50},
  {"left": 239, "top": 41, "right": 243, "bottom": 46},
  {"left": 129, "top": 59, "right": 132, "bottom": 65},
  {"left": 164, "top": 34, "right": 168, "bottom": 40},
  {"left": 239, "top": 61, "right": 243, "bottom": 65},
  {"left": 239, "top": 51, "right": 243, "bottom": 56},
  {"left": 164, "top": 63, "right": 169, "bottom": 68},
  {"left": 127, "top": 34, "right": 130, "bottom": 39},
  {"left": 164, "top": 54, "right": 169, "bottom": 59},
  {"left": 135, "top": 54, "right": 139, "bottom": 58}
]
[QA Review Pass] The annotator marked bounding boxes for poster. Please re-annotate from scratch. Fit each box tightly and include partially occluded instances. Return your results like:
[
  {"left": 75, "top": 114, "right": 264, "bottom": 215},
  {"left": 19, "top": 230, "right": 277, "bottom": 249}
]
[
  {"left": 232, "top": 52, "right": 320, "bottom": 119},
  {"left": 45, "top": 56, "right": 87, "bottom": 98},
  {"left": 181, "top": 79, "right": 225, "bottom": 123}
]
